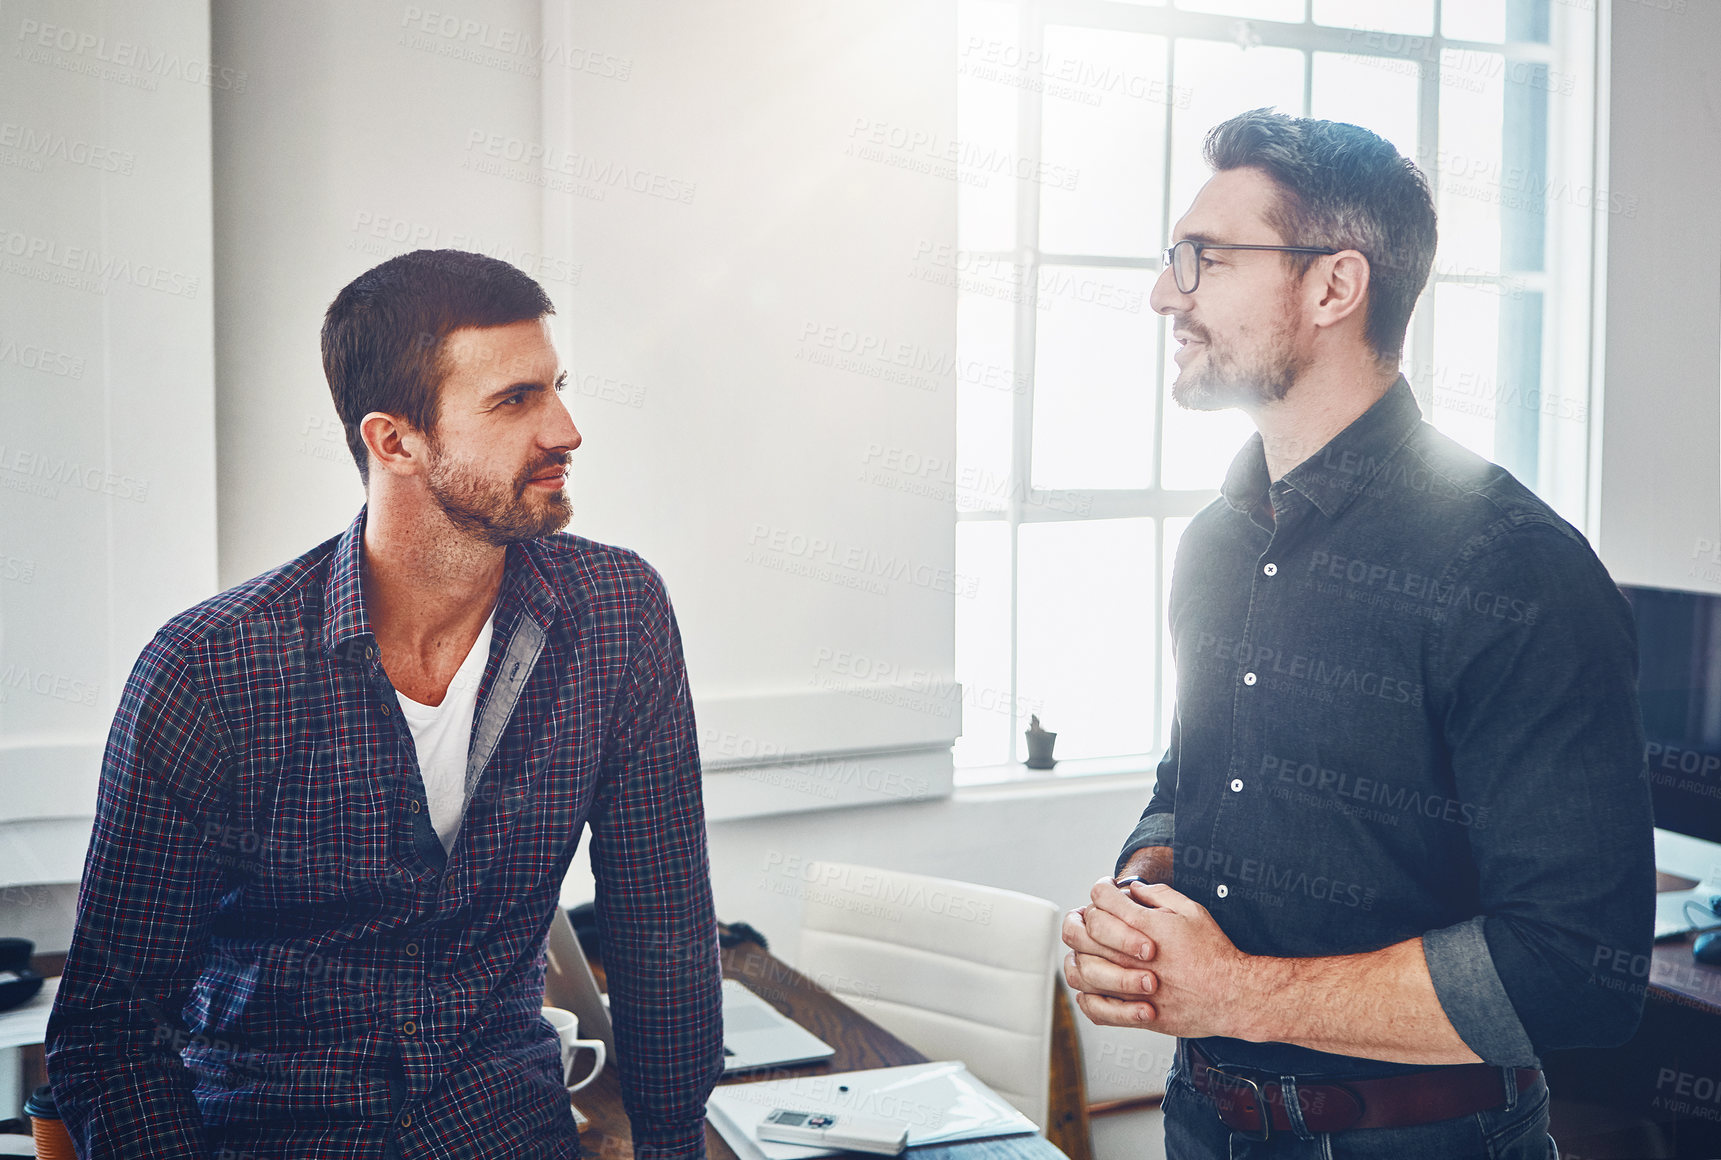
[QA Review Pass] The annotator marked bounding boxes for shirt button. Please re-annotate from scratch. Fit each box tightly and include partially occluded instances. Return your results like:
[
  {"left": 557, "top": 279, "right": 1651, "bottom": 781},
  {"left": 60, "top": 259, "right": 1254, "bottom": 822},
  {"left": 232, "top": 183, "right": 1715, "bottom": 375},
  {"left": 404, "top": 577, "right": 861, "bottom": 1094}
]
[
  {"left": 409, "top": 799, "right": 422, "bottom": 814},
  {"left": 1216, "top": 884, "right": 1230, "bottom": 899},
  {"left": 405, "top": 942, "right": 419, "bottom": 957},
  {"left": 366, "top": 646, "right": 376, "bottom": 660},
  {"left": 381, "top": 703, "right": 393, "bottom": 717},
  {"left": 401, "top": 1020, "right": 417, "bottom": 1036},
  {"left": 399, "top": 1112, "right": 412, "bottom": 1128},
  {"left": 1262, "top": 562, "right": 1277, "bottom": 576},
  {"left": 1230, "top": 778, "right": 1244, "bottom": 792},
  {"left": 1243, "top": 672, "right": 1258, "bottom": 686}
]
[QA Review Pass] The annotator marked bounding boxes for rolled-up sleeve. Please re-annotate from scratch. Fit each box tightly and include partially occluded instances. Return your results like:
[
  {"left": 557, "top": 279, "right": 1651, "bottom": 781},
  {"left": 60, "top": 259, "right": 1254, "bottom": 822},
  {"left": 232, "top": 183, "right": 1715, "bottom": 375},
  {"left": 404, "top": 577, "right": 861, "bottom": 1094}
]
[
  {"left": 1116, "top": 709, "right": 1180, "bottom": 875},
  {"left": 1425, "top": 524, "right": 1655, "bottom": 1063}
]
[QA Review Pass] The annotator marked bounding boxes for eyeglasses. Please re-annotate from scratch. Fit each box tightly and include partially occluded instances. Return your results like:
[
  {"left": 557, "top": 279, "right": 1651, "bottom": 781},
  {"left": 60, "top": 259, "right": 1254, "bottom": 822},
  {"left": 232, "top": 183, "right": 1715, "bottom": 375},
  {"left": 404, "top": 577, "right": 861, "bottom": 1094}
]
[{"left": 1161, "top": 239, "right": 1339, "bottom": 294}]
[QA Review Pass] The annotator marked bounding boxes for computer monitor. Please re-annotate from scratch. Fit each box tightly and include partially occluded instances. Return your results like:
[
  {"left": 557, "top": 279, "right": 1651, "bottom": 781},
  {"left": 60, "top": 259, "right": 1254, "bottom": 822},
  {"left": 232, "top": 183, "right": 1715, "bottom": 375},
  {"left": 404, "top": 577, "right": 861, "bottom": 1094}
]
[{"left": 1619, "top": 584, "right": 1721, "bottom": 851}]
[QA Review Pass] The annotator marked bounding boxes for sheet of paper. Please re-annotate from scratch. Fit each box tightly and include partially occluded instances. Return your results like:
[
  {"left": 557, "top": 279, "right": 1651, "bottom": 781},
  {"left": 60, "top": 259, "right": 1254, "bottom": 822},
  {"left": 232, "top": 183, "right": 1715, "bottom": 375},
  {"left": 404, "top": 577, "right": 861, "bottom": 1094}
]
[{"left": 706, "top": 1060, "right": 1037, "bottom": 1160}]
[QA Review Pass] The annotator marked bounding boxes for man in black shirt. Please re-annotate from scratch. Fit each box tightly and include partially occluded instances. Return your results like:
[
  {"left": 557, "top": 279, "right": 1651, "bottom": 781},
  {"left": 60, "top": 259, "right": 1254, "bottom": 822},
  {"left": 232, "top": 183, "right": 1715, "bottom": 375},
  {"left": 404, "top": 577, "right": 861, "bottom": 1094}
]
[{"left": 1060, "top": 110, "right": 1653, "bottom": 1159}]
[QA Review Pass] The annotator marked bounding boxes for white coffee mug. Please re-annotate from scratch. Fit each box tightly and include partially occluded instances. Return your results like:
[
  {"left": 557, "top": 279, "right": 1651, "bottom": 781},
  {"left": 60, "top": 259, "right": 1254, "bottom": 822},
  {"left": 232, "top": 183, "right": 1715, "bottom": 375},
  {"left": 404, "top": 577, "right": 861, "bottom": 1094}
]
[{"left": 541, "top": 1006, "right": 607, "bottom": 1093}]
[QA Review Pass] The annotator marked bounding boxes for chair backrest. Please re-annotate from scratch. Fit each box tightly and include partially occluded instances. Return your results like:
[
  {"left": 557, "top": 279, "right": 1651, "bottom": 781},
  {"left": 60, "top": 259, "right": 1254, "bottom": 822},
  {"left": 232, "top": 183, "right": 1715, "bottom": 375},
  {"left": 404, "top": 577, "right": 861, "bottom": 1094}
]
[{"left": 795, "top": 861, "right": 1063, "bottom": 1129}]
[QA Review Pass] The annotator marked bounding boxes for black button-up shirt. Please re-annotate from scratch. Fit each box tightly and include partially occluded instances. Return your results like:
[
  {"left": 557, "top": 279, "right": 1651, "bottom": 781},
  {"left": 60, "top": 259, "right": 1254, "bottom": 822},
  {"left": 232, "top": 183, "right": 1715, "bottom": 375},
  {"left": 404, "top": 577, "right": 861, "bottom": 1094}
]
[{"left": 1118, "top": 378, "right": 1655, "bottom": 1078}]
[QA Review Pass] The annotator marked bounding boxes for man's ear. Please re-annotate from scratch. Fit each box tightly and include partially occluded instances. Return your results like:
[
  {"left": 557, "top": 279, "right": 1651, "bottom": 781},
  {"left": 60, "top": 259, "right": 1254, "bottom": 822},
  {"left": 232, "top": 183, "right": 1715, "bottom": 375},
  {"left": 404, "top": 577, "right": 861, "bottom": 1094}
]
[
  {"left": 1308, "top": 250, "right": 1371, "bottom": 332},
  {"left": 359, "top": 411, "right": 429, "bottom": 479}
]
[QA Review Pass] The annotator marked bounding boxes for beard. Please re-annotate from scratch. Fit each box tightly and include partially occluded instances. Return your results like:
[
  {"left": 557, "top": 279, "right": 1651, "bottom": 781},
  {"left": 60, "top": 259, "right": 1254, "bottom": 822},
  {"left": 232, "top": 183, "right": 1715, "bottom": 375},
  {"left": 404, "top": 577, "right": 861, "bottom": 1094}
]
[
  {"left": 424, "top": 440, "right": 572, "bottom": 546},
  {"left": 1169, "top": 307, "right": 1308, "bottom": 412}
]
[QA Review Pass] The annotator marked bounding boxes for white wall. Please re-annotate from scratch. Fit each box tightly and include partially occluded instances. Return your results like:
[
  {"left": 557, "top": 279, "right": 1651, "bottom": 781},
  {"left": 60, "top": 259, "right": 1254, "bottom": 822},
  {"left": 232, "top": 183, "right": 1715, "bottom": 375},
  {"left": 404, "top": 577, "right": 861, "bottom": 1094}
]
[
  {"left": 545, "top": 0, "right": 961, "bottom": 802},
  {"left": 1594, "top": 1, "right": 1721, "bottom": 592},
  {"left": 0, "top": 0, "right": 218, "bottom": 884},
  {"left": 211, "top": 0, "right": 546, "bottom": 583}
]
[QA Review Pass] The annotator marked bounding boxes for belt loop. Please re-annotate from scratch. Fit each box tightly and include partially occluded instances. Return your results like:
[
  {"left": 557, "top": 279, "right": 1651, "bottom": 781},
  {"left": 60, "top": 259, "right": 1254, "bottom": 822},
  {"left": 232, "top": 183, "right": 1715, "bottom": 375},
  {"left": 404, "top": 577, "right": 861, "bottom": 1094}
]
[
  {"left": 1280, "top": 1074, "right": 1314, "bottom": 1140},
  {"left": 1499, "top": 1066, "right": 1518, "bottom": 1111}
]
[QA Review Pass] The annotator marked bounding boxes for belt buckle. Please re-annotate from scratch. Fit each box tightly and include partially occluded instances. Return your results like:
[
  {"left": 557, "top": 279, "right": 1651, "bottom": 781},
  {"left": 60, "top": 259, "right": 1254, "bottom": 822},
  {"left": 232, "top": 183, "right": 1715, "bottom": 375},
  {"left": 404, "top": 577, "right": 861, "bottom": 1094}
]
[{"left": 1205, "top": 1065, "right": 1271, "bottom": 1142}]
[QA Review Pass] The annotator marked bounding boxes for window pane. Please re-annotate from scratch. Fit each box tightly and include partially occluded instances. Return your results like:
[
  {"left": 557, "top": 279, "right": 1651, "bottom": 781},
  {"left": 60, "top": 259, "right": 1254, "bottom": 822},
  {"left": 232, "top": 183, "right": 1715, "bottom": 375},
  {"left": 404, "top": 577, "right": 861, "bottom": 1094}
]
[
  {"left": 1177, "top": 0, "right": 1305, "bottom": 22},
  {"left": 1429, "top": 282, "right": 1500, "bottom": 459},
  {"left": 1312, "top": 0, "right": 1433, "bottom": 37},
  {"left": 1311, "top": 51, "right": 1420, "bottom": 161},
  {"left": 1435, "top": 47, "right": 1505, "bottom": 274},
  {"left": 1170, "top": 42, "right": 1305, "bottom": 224},
  {"left": 1442, "top": 0, "right": 1507, "bottom": 43},
  {"left": 1160, "top": 516, "right": 1191, "bottom": 753},
  {"left": 956, "top": 289, "right": 1016, "bottom": 513},
  {"left": 1159, "top": 314, "right": 1258, "bottom": 490},
  {"left": 954, "top": 520, "right": 1014, "bottom": 769},
  {"left": 957, "top": 0, "right": 1021, "bottom": 252},
  {"left": 1018, "top": 518, "right": 1156, "bottom": 761},
  {"left": 1031, "top": 267, "right": 1156, "bottom": 489},
  {"left": 1037, "top": 26, "right": 1169, "bottom": 258}
]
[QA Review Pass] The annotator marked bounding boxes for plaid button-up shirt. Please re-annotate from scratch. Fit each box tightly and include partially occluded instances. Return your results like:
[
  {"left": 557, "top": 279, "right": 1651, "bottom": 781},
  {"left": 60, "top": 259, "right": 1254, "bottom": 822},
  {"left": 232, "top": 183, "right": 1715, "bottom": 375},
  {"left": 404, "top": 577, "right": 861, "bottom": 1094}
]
[{"left": 47, "top": 508, "right": 724, "bottom": 1158}]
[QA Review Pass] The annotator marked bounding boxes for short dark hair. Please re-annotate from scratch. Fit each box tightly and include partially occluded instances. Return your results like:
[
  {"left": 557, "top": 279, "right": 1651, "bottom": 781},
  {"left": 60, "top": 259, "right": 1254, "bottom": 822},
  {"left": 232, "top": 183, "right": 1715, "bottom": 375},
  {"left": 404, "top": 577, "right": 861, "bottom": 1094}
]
[
  {"left": 321, "top": 249, "right": 555, "bottom": 483},
  {"left": 1204, "top": 108, "right": 1436, "bottom": 365}
]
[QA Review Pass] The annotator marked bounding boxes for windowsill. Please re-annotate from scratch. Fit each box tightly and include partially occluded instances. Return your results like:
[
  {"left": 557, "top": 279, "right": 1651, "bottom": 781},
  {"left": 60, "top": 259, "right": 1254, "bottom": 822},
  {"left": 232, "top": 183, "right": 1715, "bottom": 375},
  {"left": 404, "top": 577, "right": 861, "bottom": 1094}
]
[{"left": 953, "top": 753, "right": 1158, "bottom": 792}]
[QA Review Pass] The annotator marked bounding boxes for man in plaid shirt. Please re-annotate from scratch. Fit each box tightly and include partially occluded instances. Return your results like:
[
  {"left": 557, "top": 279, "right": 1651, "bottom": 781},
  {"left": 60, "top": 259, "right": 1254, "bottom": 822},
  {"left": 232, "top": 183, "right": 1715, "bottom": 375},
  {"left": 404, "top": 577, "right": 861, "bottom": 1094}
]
[{"left": 46, "top": 250, "right": 724, "bottom": 1158}]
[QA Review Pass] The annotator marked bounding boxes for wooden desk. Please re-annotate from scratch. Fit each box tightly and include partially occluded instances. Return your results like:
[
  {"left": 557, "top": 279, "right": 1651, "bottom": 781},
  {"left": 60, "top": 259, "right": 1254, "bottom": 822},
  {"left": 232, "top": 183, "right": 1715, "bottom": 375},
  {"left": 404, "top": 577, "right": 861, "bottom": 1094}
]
[
  {"left": 1542, "top": 873, "right": 1721, "bottom": 1158},
  {"left": 575, "top": 943, "right": 1067, "bottom": 1160}
]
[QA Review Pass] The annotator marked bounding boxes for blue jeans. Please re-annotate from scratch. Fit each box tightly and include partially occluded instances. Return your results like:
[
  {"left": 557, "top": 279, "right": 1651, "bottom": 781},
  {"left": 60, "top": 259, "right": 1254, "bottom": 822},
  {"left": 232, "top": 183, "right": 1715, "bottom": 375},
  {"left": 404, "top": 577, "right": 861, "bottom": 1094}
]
[{"left": 1161, "top": 1059, "right": 1557, "bottom": 1160}]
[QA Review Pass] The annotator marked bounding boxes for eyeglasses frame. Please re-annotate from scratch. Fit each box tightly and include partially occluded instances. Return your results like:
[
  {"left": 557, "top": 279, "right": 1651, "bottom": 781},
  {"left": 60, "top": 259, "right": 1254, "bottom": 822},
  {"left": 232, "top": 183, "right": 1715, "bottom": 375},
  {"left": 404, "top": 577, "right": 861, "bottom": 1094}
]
[{"left": 1161, "top": 240, "right": 1341, "bottom": 294}]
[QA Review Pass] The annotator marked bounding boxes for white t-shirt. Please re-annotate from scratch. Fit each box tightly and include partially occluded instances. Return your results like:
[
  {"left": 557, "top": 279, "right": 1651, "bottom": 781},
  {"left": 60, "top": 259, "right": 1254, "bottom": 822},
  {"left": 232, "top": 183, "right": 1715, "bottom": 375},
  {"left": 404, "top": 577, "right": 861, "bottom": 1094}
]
[{"left": 394, "top": 611, "right": 497, "bottom": 855}]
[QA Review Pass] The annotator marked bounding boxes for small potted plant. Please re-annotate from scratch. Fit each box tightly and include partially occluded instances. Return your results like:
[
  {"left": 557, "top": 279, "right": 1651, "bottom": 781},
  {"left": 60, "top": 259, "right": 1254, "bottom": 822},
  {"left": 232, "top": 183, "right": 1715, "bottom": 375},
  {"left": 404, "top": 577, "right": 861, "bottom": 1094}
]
[{"left": 1024, "top": 714, "right": 1057, "bottom": 770}]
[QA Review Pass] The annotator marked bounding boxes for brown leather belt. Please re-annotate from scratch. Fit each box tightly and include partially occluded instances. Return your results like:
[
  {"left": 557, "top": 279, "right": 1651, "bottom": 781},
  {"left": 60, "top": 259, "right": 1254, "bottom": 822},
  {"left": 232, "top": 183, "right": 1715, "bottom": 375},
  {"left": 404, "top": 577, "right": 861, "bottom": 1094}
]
[{"left": 1185, "top": 1041, "right": 1540, "bottom": 1140}]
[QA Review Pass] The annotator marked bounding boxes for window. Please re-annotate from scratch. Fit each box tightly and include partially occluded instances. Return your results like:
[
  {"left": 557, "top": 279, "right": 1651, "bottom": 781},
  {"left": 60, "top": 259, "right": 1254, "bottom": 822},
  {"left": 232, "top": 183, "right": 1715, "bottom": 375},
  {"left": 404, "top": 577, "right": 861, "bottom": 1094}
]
[{"left": 952, "top": 0, "right": 1600, "bottom": 779}]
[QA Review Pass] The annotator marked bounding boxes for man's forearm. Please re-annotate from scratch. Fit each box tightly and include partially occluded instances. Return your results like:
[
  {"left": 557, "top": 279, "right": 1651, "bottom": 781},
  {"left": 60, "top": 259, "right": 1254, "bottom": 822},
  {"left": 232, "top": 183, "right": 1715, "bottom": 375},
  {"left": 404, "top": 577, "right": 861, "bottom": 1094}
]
[
  {"left": 1238, "top": 937, "right": 1482, "bottom": 1066},
  {"left": 1117, "top": 845, "right": 1173, "bottom": 886}
]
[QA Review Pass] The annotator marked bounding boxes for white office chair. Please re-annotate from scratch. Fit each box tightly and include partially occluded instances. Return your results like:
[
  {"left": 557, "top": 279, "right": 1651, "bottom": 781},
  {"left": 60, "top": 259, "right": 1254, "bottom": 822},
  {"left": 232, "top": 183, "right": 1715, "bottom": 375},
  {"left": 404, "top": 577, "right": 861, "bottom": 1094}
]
[{"left": 795, "top": 861, "right": 1063, "bottom": 1129}]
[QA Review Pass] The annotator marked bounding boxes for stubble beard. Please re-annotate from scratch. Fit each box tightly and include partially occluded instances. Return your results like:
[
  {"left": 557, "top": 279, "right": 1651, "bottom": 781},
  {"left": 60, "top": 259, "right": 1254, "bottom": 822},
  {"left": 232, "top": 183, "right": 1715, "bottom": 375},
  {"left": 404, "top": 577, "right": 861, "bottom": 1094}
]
[
  {"left": 1170, "top": 301, "right": 1309, "bottom": 412},
  {"left": 425, "top": 440, "right": 572, "bottom": 547}
]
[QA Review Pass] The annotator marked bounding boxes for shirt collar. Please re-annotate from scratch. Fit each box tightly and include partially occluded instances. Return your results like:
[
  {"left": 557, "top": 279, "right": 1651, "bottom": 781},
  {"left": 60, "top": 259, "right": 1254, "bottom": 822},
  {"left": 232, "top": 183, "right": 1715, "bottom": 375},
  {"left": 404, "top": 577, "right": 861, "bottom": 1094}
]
[
  {"left": 1219, "top": 375, "right": 1423, "bottom": 521},
  {"left": 320, "top": 506, "right": 569, "bottom": 659}
]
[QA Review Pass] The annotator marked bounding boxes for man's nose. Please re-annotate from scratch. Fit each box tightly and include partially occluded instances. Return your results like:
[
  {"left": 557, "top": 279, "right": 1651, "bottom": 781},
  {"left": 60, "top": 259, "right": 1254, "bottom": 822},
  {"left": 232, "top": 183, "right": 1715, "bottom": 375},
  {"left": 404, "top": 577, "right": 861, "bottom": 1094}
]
[
  {"left": 1149, "top": 265, "right": 1187, "bottom": 316},
  {"left": 546, "top": 390, "right": 581, "bottom": 452}
]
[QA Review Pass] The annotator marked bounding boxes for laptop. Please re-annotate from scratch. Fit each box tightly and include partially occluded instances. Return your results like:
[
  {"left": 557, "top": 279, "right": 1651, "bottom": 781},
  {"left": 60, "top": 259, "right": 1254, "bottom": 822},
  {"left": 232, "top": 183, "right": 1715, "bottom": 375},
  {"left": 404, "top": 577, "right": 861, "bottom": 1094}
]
[
  {"left": 544, "top": 910, "right": 834, "bottom": 1072},
  {"left": 1654, "top": 887, "right": 1721, "bottom": 941},
  {"left": 720, "top": 978, "right": 836, "bottom": 1073}
]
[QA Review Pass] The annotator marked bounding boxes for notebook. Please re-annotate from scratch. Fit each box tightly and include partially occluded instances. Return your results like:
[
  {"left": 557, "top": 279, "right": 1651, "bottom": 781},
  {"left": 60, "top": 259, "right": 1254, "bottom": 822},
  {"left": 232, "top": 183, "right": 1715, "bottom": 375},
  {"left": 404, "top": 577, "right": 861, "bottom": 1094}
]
[{"left": 706, "top": 1060, "right": 1038, "bottom": 1160}]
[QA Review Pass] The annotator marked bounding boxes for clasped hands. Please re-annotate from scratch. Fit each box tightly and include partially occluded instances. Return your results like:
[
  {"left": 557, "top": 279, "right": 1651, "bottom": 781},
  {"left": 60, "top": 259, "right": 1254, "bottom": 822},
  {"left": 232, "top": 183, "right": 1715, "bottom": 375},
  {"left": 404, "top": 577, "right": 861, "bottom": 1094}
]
[{"left": 1061, "top": 876, "right": 1255, "bottom": 1039}]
